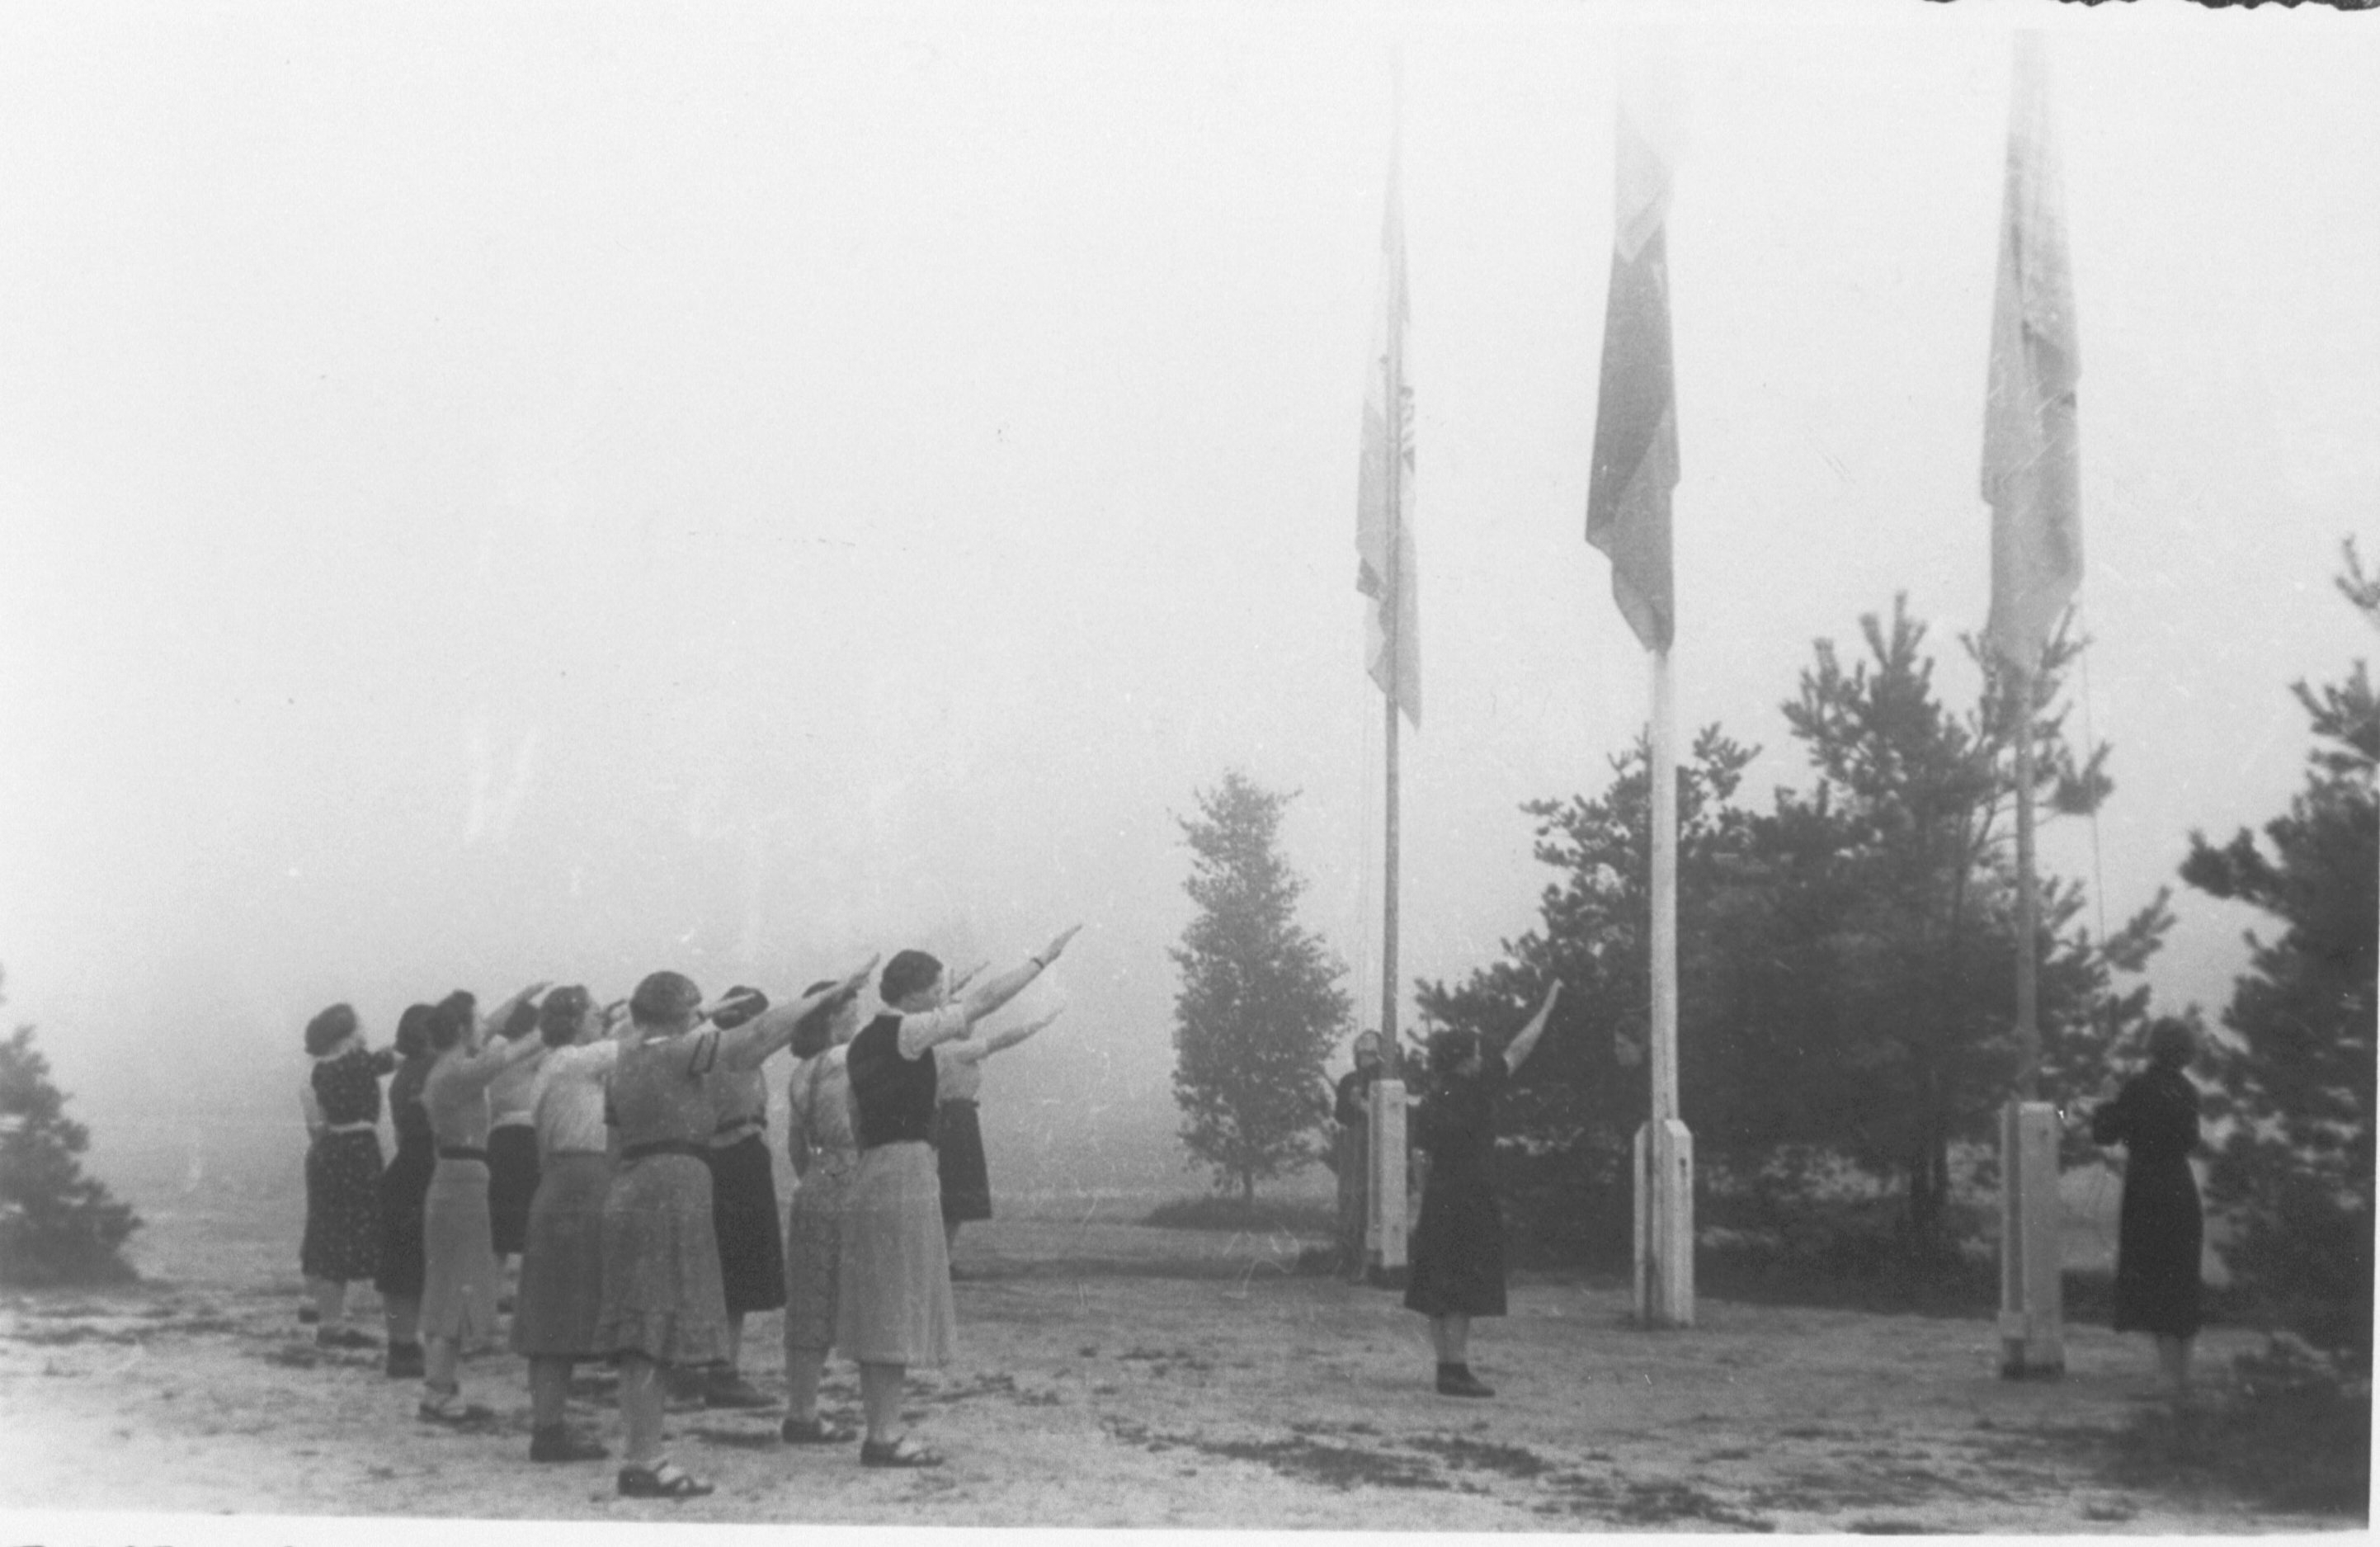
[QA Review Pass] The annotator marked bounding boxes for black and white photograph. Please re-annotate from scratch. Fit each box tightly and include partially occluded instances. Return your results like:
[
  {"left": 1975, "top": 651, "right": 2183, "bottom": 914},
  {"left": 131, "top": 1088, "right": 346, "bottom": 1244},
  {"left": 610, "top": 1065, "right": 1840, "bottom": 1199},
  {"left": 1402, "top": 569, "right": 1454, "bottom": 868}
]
[{"left": 0, "top": 0, "right": 2372, "bottom": 1536}]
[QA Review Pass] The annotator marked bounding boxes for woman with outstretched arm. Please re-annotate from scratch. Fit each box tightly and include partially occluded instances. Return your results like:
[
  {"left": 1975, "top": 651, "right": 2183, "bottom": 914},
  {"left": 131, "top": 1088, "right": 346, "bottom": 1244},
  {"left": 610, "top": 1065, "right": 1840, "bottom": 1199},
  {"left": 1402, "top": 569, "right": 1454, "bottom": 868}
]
[
  {"left": 837, "top": 925, "right": 1080, "bottom": 1469},
  {"left": 1403, "top": 979, "right": 1562, "bottom": 1398},
  {"left": 596, "top": 963, "right": 874, "bottom": 1500},
  {"left": 936, "top": 1007, "right": 1063, "bottom": 1257}
]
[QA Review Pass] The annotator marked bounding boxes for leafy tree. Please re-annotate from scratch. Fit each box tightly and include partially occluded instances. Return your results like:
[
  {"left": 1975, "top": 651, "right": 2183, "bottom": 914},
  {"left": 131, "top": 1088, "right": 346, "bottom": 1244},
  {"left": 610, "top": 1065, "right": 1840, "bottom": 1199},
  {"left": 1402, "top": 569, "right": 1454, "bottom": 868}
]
[
  {"left": 1170, "top": 771, "right": 1352, "bottom": 1205},
  {"left": 2185, "top": 540, "right": 2378, "bottom": 1362},
  {"left": 0, "top": 974, "right": 141, "bottom": 1285}
]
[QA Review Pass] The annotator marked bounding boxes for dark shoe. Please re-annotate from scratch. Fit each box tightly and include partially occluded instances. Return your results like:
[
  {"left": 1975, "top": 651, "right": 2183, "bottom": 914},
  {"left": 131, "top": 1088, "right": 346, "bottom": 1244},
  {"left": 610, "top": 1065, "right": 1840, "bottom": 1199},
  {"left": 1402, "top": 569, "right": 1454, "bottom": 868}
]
[
  {"left": 662, "top": 1366, "right": 709, "bottom": 1412},
  {"left": 780, "top": 1415, "right": 858, "bottom": 1445},
  {"left": 704, "top": 1371, "right": 775, "bottom": 1410},
  {"left": 618, "top": 1459, "right": 714, "bottom": 1498},
  {"left": 860, "top": 1436, "right": 944, "bottom": 1469},
  {"left": 316, "top": 1326, "right": 379, "bottom": 1351},
  {"left": 530, "top": 1425, "right": 610, "bottom": 1463},
  {"left": 298, "top": 1304, "right": 322, "bottom": 1326},
  {"left": 384, "top": 1342, "right": 427, "bottom": 1380},
  {"left": 1436, "top": 1368, "right": 1496, "bottom": 1398}
]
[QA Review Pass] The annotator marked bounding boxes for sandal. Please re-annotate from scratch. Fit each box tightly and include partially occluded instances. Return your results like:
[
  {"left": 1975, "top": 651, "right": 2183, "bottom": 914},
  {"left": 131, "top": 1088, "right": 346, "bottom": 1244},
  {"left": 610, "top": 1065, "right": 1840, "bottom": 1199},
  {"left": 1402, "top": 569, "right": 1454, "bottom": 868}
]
[
  {"left": 618, "top": 1459, "right": 714, "bottom": 1498},
  {"left": 860, "top": 1436, "right": 944, "bottom": 1469},
  {"left": 780, "top": 1415, "right": 858, "bottom": 1445},
  {"left": 417, "top": 1389, "right": 497, "bottom": 1427}
]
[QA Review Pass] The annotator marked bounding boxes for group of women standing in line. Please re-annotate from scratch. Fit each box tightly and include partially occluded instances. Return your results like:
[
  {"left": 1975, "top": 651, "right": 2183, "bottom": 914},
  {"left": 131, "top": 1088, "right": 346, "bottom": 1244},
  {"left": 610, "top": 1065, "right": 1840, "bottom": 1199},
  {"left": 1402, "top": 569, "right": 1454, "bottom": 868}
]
[{"left": 291, "top": 924, "right": 1081, "bottom": 1499}]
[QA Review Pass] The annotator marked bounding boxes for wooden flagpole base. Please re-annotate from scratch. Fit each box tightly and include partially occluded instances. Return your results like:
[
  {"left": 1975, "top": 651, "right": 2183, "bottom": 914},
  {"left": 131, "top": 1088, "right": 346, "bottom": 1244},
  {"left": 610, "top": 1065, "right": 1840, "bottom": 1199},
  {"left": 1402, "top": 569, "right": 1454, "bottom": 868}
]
[
  {"left": 1368, "top": 1078, "right": 1408, "bottom": 1272},
  {"left": 1633, "top": 1117, "right": 1694, "bottom": 1328},
  {"left": 1998, "top": 1098, "right": 2066, "bottom": 1379}
]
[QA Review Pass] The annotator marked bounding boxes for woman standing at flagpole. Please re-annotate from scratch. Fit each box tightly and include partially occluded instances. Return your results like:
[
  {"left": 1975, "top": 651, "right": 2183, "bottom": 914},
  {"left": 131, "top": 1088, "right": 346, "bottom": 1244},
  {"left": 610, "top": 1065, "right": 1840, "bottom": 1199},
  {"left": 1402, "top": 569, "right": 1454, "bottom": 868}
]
[
  {"left": 839, "top": 926, "right": 1079, "bottom": 1469},
  {"left": 1404, "top": 980, "right": 1561, "bottom": 1398}
]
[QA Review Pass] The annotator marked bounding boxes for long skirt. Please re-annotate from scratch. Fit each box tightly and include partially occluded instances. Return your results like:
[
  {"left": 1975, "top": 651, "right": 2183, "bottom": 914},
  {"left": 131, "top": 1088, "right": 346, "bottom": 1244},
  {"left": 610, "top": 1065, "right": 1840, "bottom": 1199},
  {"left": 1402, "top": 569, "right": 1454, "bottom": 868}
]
[
  {"left": 486, "top": 1124, "right": 541, "bottom": 1258},
  {"left": 936, "top": 1101, "right": 992, "bottom": 1224},
  {"left": 705, "top": 1134, "right": 787, "bottom": 1316},
  {"left": 597, "top": 1152, "right": 728, "bottom": 1367},
  {"left": 836, "top": 1141, "right": 955, "bottom": 1367},
  {"left": 2114, "top": 1152, "right": 2204, "bottom": 1338},
  {"left": 1403, "top": 1172, "right": 1507, "bottom": 1318},
  {"left": 783, "top": 1163, "right": 853, "bottom": 1354},
  {"left": 510, "top": 1153, "right": 613, "bottom": 1359},
  {"left": 374, "top": 1143, "right": 434, "bottom": 1300},
  {"left": 420, "top": 1158, "right": 503, "bottom": 1342},
  {"left": 300, "top": 1130, "right": 384, "bottom": 1284}
]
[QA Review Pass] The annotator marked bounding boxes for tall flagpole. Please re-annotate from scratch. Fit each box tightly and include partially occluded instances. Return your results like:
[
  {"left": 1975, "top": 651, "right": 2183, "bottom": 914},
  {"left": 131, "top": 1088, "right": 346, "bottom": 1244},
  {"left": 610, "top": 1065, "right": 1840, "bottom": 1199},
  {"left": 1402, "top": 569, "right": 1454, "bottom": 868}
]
[{"left": 1381, "top": 60, "right": 1405, "bottom": 1085}]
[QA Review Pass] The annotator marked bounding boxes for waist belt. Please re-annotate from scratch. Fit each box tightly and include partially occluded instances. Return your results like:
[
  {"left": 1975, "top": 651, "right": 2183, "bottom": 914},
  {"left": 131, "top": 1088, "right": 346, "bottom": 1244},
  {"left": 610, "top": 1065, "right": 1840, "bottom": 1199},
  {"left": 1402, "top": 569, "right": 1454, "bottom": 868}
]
[
  {"left": 546, "top": 1148, "right": 609, "bottom": 1160},
  {"left": 323, "top": 1120, "right": 378, "bottom": 1135},
  {"left": 711, "top": 1118, "right": 765, "bottom": 1144},
  {"left": 490, "top": 1115, "right": 535, "bottom": 1131},
  {"left": 621, "top": 1139, "right": 705, "bottom": 1164},
  {"left": 436, "top": 1146, "right": 488, "bottom": 1163}
]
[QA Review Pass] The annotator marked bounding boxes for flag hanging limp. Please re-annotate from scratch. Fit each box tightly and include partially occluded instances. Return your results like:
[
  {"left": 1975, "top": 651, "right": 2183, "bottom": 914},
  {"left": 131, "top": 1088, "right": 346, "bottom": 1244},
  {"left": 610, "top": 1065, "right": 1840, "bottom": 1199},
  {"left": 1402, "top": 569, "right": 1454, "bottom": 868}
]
[
  {"left": 1356, "top": 106, "right": 1420, "bottom": 729},
  {"left": 1982, "top": 34, "right": 2081, "bottom": 676},
  {"left": 1586, "top": 81, "right": 1679, "bottom": 656}
]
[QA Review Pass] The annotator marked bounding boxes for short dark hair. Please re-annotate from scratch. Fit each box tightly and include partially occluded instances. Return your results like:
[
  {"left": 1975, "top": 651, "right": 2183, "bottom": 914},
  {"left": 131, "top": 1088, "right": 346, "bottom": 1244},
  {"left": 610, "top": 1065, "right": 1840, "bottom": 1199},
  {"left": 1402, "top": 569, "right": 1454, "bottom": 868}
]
[
  {"left": 629, "top": 970, "right": 701, "bottom": 1028},
  {"left": 427, "top": 991, "right": 476, "bottom": 1053},
  {"left": 2147, "top": 1018, "right": 2199, "bottom": 1071},
  {"left": 1426, "top": 1026, "right": 1479, "bottom": 1085},
  {"left": 880, "top": 950, "right": 944, "bottom": 1006},
  {"left": 394, "top": 1003, "right": 435, "bottom": 1060},
  {"left": 304, "top": 1003, "right": 357, "bottom": 1058},
  {"left": 789, "top": 979, "right": 841, "bottom": 1059},
  {"left": 500, "top": 997, "right": 542, "bottom": 1042},
  {"left": 539, "top": 985, "right": 593, "bottom": 1048},
  {"left": 711, "top": 985, "right": 769, "bottom": 1031}
]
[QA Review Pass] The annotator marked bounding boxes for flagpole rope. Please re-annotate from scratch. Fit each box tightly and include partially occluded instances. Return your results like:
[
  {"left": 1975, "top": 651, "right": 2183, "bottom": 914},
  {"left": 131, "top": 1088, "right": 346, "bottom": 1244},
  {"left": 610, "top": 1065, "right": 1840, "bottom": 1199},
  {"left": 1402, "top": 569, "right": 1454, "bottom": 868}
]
[{"left": 2077, "top": 613, "right": 2113, "bottom": 1044}]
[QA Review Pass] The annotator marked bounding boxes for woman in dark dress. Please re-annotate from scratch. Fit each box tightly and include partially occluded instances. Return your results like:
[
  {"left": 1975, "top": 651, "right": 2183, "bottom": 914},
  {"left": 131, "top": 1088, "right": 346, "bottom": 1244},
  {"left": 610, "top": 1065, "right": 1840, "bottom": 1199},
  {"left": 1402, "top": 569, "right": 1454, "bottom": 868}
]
[
  {"left": 2090, "top": 1017, "right": 2206, "bottom": 1395},
  {"left": 373, "top": 1003, "right": 438, "bottom": 1379},
  {"left": 1404, "top": 980, "right": 1561, "bottom": 1398},
  {"left": 299, "top": 1003, "right": 397, "bottom": 1348},
  {"left": 1331, "top": 1032, "right": 1383, "bottom": 1282}
]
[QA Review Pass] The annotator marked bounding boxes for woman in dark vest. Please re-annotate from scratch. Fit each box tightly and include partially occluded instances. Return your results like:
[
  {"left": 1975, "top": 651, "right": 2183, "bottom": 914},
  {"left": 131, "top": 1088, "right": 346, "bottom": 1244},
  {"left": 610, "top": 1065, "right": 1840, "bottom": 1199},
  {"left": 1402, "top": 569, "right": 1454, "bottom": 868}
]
[
  {"left": 1404, "top": 980, "right": 1561, "bottom": 1398},
  {"left": 838, "top": 926, "right": 1079, "bottom": 1469},
  {"left": 373, "top": 1003, "right": 438, "bottom": 1379},
  {"left": 2090, "top": 1017, "right": 2207, "bottom": 1396},
  {"left": 596, "top": 965, "right": 870, "bottom": 1500}
]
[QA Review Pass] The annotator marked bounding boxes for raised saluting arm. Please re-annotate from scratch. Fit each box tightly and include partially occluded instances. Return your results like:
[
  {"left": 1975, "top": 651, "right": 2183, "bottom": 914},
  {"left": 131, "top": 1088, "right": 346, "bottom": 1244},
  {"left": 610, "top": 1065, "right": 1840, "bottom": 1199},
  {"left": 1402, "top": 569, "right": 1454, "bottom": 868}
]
[
  {"left": 714, "top": 958, "right": 878, "bottom": 1073},
  {"left": 1501, "top": 980, "right": 1563, "bottom": 1075},
  {"left": 955, "top": 926, "right": 1082, "bottom": 1028},
  {"left": 945, "top": 1008, "right": 1062, "bottom": 1066}
]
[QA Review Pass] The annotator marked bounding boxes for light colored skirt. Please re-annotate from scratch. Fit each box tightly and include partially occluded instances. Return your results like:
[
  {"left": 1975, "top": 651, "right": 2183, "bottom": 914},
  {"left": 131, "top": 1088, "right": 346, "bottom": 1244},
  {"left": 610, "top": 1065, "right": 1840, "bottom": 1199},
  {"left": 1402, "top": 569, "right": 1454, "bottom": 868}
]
[
  {"left": 783, "top": 1161, "right": 853, "bottom": 1353},
  {"left": 420, "top": 1158, "right": 502, "bottom": 1342},
  {"left": 596, "top": 1151, "right": 728, "bottom": 1367},
  {"left": 835, "top": 1142, "right": 954, "bottom": 1367},
  {"left": 511, "top": 1153, "right": 612, "bottom": 1359}
]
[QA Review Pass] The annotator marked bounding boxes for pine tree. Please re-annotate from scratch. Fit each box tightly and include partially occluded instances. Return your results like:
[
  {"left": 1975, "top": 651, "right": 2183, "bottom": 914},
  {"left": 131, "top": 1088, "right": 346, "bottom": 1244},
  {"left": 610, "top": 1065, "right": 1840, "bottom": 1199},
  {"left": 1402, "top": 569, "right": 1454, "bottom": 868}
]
[
  {"left": 1170, "top": 771, "right": 1351, "bottom": 1206},
  {"left": 0, "top": 974, "right": 141, "bottom": 1285},
  {"left": 2184, "top": 540, "right": 2378, "bottom": 1362}
]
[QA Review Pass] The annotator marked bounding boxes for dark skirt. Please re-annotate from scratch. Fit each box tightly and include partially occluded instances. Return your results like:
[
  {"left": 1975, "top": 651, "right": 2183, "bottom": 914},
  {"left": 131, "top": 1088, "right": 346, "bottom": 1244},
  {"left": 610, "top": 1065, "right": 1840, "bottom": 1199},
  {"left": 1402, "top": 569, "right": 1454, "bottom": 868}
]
[
  {"left": 301, "top": 1130, "right": 384, "bottom": 1284},
  {"left": 936, "top": 1101, "right": 992, "bottom": 1224},
  {"left": 511, "top": 1153, "right": 613, "bottom": 1359},
  {"left": 1404, "top": 1172, "right": 1507, "bottom": 1318},
  {"left": 373, "top": 1141, "right": 435, "bottom": 1300},
  {"left": 2114, "top": 1153, "right": 2204, "bottom": 1338},
  {"left": 1334, "top": 1121, "right": 1369, "bottom": 1266},
  {"left": 706, "top": 1134, "right": 787, "bottom": 1316},
  {"left": 487, "top": 1125, "right": 541, "bottom": 1258},
  {"left": 598, "top": 1152, "right": 728, "bottom": 1367}
]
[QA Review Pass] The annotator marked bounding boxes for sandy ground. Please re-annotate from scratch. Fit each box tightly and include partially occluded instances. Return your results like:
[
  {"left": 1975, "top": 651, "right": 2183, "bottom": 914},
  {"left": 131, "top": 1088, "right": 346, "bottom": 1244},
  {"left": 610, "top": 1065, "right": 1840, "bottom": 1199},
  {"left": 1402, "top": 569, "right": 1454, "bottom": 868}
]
[{"left": 0, "top": 1214, "right": 2349, "bottom": 1535}]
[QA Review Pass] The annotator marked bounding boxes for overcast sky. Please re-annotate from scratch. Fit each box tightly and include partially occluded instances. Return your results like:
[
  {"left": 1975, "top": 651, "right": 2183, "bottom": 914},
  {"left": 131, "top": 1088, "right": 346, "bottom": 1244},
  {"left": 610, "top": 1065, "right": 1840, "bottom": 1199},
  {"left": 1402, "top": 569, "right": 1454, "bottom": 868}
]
[{"left": 2, "top": 2, "right": 2373, "bottom": 1126}]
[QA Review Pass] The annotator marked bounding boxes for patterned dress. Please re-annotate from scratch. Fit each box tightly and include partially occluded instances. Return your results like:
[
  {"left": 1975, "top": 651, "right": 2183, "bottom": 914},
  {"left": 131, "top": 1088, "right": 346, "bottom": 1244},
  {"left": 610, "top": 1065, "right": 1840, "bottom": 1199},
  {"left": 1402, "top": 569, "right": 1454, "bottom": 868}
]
[
  {"left": 300, "top": 1046, "right": 396, "bottom": 1283},
  {"left": 2092, "top": 1066, "right": 2204, "bottom": 1338},
  {"left": 783, "top": 1045, "right": 857, "bottom": 1353},
  {"left": 373, "top": 1057, "right": 436, "bottom": 1301},
  {"left": 596, "top": 1030, "right": 730, "bottom": 1367}
]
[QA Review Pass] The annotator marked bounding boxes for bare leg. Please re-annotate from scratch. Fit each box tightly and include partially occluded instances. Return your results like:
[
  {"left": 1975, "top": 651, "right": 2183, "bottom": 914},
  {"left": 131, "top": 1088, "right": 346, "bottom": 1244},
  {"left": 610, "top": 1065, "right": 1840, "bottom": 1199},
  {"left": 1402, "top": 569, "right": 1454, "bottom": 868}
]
[
  {"left": 530, "top": 1356, "right": 571, "bottom": 1431},
  {"left": 384, "top": 1295, "right": 420, "bottom": 1345},
  {"left": 785, "top": 1346, "right": 827, "bottom": 1426},
  {"left": 424, "top": 1334, "right": 461, "bottom": 1393},
  {"left": 309, "top": 1277, "right": 346, "bottom": 1328},
  {"left": 1430, "top": 1314, "right": 1472, "bottom": 1365},
  {"left": 620, "top": 1356, "right": 666, "bottom": 1470},
  {"left": 724, "top": 1312, "right": 744, "bottom": 1372},
  {"left": 860, "top": 1361, "right": 905, "bottom": 1446}
]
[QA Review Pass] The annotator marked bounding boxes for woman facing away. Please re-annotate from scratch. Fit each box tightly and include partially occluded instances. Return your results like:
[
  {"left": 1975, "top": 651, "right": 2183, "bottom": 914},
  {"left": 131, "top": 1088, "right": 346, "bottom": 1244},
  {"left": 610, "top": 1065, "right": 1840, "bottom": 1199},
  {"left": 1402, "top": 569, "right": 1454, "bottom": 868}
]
[
  {"left": 484, "top": 996, "right": 547, "bottom": 1313},
  {"left": 416, "top": 982, "right": 551, "bottom": 1425},
  {"left": 596, "top": 965, "right": 872, "bottom": 1500},
  {"left": 838, "top": 926, "right": 1081, "bottom": 1469},
  {"left": 1330, "top": 1031, "right": 1384, "bottom": 1284},
  {"left": 1403, "top": 980, "right": 1562, "bottom": 1398},
  {"left": 373, "top": 1003, "right": 438, "bottom": 1379},
  {"left": 298, "top": 1002, "right": 398, "bottom": 1348},
  {"left": 509, "top": 984, "right": 622, "bottom": 1464},
  {"left": 935, "top": 1004, "right": 1063, "bottom": 1260},
  {"left": 699, "top": 987, "right": 789, "bottom": 1410},
  {"left": 2090, "top": 1016, "right": 2208, "bottom": 1397},
  {"left": 779, "top": 982, "right": 863, "bottom": 1446}
]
